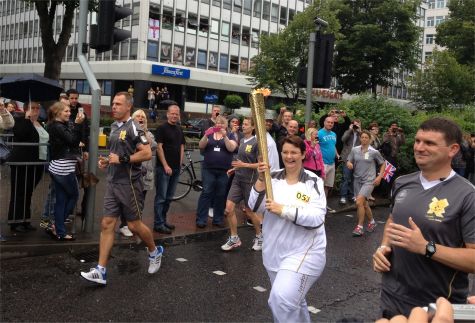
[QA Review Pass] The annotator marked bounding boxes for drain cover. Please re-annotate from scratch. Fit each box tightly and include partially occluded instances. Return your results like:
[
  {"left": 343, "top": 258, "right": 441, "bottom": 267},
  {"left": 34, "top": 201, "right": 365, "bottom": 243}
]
[{"left": 70, "top": 249, "right": 101, "bottom": 263}]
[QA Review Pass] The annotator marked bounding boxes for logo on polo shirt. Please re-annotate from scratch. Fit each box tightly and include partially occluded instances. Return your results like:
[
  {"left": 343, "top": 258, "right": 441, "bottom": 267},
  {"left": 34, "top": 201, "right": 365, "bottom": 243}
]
[
  {"left": 119, "top": 130, "right": 127, "bottom": 141},
  {"left": 245, "top": 144, "right": 252, "bottom": 153},
  {"left": 426, "top": 197, "right": 449, "bottom": 221}
]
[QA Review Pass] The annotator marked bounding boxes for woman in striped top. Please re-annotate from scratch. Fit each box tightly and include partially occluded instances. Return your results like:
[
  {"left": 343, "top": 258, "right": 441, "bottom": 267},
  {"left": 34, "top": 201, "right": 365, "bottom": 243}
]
[{"left": 47, "top": 101, "right": 85, "bottom": 241}]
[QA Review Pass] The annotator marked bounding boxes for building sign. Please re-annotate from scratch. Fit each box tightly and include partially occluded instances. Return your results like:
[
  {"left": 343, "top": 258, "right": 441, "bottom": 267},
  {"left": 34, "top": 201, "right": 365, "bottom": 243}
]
[
  {"left": 152, "top": 65, "right": 191, "bottom": 79},
  {"left": 312, "top": 88, "right": 343, "bottom": 103}
]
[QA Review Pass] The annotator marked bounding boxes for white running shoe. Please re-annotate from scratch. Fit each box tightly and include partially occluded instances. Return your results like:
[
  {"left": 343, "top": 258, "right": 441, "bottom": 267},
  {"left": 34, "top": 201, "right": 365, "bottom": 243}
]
[
  {"left": 208, "top": 208, "right": 214, "bottom": 218},
  {"left": 148, "top": 246, "right": 164, "bottom": 274},
  {"left": 119, "top": 226, "right": 133, "bottom": 237},
  {"left": 221, "top": 236, "right": 242, "bottom": 251},
  {"left": 80, "top": 267, "right": 107, "bottom": 285},
  {"left": 251, "top": 235, "right": 263, "bottom": 251}
]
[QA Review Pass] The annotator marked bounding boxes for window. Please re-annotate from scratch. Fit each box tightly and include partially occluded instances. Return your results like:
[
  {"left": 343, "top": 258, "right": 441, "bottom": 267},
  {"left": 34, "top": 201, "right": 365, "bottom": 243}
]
[
  {"left": 425, "top": 52, "right": 433, "bottom": 61},
  {"left": 188, "top": 14, "right": 198, "bottom": 34},
  {"left": 219, "top": 54, "right": 228, "bottom": 72},
  {"left": 435, "top": 16, "right": 445, "bottom": 26},
  {"left": 425, "top": 34, "right": 434, "bottom": 44},
  {"left": 162, "top": 9, "right": 173, "bottom": 29},
  {"left": 242, "top": 27, "right": 250, "bottom": 46},
  {"left": 213, "top": 0, "right": 221, "bottom": 6},
  {"left": 132, "top": 2, "right": 140, "bottom": 26},
  {"left": 271, "top": 4, "right": 279, "bottom": 23},
  {"left": 230, "top": 55, "right": 239, "bottom": 73},
  {"left": 251, "top": 29, "right": 259, "bottom": 48},
  {"left": 103, "top": 80, "right": 112, "bottom": 96},
  {"left": 185, "top": 47, "right": 196, "bottom": 67},
  {"left": 130, "top": 39, "right": 138, "bottom": 59},
  {"left": 211, "top": 19, "right": 219, "bottom": 39},
  {"left": 240, "top": 57, "right": 248, "bottom": 73},
  {"left": 428, "top": 0, "right": 435, "bottom": 9},
  {"left": 147, "top": 40, "right": 158, "bottom": 61},
  {"left": 55, "top": 15, "right": 62, "bottom": 34},
  {"left": 232, "top": 24, "right": 240, "bottom": 44},
  {"left": 161, "top": 43, "right": 171, "bottom": 63},
  {"left": 175, "top": 11, "right": 185, "bottom": 32},
  {"left": 209, "top": 51, "right": 218, "bottom": 70},
  {"left": 173, "top": 45, "right": 183, "bottom": 65},
  {"left": 436, "top": 0, "right": 445, "bottom": 8},
  {"left": 199, "top": 17, "right": 209, "bottom": 36},
  {"left": 221, "top": 21, "right": 230, "bottom": 40},
  {"left": 122, "top": 3, "right": 131, "bottom": 27},
  {"left": 234, "top": 0, "right": 242, "bottom": 13},
  {"left": 280, "top": 6, "right": 287, "bottom": 24},
  {"left": 112, "top": 43, "right": 120, "bottom": 60},
  {"left": 263, "top": 1, "right": 270, "bottom": 20},
  {"left": 253, "top": 0, "right": 262, "bottom": 18},
  {"left": 426, "top": 16, "right": 434, "bottom": 27},
  {"left": 243, "top": 0, "right": 251, "bottom": 15},
  {"left": 223, "top": 0, "right": 232, "bottom": 10},
  {"left": 198, "top": 50, "right": 207, "bottom": 69}
]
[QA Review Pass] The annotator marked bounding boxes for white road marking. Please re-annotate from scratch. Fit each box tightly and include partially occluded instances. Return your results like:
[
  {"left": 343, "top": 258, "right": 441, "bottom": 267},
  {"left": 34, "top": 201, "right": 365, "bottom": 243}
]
[
  {"left": 175, "top": 258, "right": 188, "bottom": 262},
  {"left": 213, "top": 270, "right": 227, "bottom": 276},
  {"left": 253, "top": 286, "right": 267, "bottom": 292},
  {"left": 307, "top": 306, "right": 321, "bottom": 314}
]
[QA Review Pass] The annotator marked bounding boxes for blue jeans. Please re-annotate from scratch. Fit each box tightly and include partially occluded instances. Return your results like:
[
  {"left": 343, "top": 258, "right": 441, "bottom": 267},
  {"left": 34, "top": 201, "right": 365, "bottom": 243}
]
[
  {"left": 51, "top": 172, "right": 79, "bottom": 237},
  {"left": 153, "top": 166, "right": 180, "bottom": 227},
  {"left": 339, "top": 163, "right": 354, "bottom": 199},
  {"left": 196, "top": 168, "right": 228, "bottom": 225},
  {"left": 41, "top": 181, "right": 56, "bottom": 222}
]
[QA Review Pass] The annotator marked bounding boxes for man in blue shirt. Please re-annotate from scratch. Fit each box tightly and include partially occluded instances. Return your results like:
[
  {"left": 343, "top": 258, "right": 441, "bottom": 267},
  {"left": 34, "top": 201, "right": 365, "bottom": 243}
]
[{"left": 318, "top": 117, "right": 340, "bottom": 211}]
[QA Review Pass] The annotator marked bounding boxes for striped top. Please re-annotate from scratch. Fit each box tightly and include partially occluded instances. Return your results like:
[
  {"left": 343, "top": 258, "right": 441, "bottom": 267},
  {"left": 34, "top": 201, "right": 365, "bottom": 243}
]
[{"left": 49, "top": 159, "right": 77, "bottom": 176}]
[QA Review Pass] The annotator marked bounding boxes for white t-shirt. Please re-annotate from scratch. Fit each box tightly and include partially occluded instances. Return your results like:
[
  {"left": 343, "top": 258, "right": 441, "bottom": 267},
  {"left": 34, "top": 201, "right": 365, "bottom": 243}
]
[
  {"left": 249, "top": 169, "right": 327, "bottom": 276},
  {"left": 266, "top": 132, "right": 280, "bottom": 172}
]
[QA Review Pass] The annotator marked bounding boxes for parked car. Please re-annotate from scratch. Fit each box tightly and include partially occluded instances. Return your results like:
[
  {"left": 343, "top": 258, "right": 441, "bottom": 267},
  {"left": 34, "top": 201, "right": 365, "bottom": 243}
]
[{"left": 182, "top": 118, "right": 206, "bottom": 138}]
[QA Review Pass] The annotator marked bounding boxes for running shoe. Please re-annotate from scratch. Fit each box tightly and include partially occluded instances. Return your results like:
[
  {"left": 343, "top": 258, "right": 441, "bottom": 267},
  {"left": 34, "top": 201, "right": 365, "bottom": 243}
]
[
  {"left": 80, "top": 267, "right": 107, "bottom": 285},
  {"left": 148, "top": 245, "right": 164, "bottom": 274},
  {"left": 251, "top": 235, "right": 263, "bottom": 251},
  {"left": 366, "top": 222, "right": 377, "bottom": 233},
  {"left": 208, "top": 208, "right": 214, "bottom": 218},
  {"left": 221, "top": 236, "right": 242, "bottom": 251},
  {"left": 327, "top": 206, "right": 336, "bottom": 214},
  {"left": 119, "top": 226, "right": 133, "bottom": 237},
  {"left": 352, "top": 225, "right": 364, "bottom": 237},
  {"left": 339, "top": 197, "right": 347, "bottom": 204}
]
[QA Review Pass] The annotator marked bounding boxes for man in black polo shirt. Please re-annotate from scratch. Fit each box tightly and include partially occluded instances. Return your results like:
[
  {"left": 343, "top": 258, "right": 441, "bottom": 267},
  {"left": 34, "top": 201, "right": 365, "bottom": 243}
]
[
  {"left": 153, "top": 100, "right": 185, "bottom": 234},
  {"left": 373, "top": 117, "right": 475, "bottom": 318}
]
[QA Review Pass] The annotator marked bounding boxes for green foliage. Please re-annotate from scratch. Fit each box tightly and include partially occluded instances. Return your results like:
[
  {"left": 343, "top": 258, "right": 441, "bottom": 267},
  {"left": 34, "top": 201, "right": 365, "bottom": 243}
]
[
  {"left": 223, "top": 94, "right": 244, "bottom": 111},
  {"left": 435, "top": 0, "right": 475, "bottom": 67},
  {"left": 247, "top": 0, "right": 340, "bottom": 99},
  {"left": 334, "top": 0, "right": 422, "bottom": 95},
  {"left": 100, "top": 116, "right": 114, "bottom": 127},
  {"left": 408, "top": 50, "right": 475, "bottom": 111}
]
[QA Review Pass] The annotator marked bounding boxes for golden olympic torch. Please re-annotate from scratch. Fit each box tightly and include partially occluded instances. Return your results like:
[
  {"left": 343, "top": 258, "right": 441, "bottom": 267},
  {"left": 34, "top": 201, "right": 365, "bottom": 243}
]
[{"left": 249, "top": 88, "right": 273, "bottom": 200}]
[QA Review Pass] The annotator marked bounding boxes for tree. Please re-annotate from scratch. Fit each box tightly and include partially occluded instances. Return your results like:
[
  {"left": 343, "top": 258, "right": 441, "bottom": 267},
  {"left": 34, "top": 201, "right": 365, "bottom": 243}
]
[
  {"left": 25, "top": 0, "right": 97, "bottom": 80},
  {"left": 333, "top": 0, "right": 421, "bottom": 97},
  {"left": 247, "top": 1, "right": 340, "bottom": 100},
  {"left": 223, "top": 94, "right": 244, "bottom": 112},
  {"left": 408, "top": 50, "right": 475, "bottom": 111},
  {"left": 435, "top": 0, "right": 475, "bottom": 67}
]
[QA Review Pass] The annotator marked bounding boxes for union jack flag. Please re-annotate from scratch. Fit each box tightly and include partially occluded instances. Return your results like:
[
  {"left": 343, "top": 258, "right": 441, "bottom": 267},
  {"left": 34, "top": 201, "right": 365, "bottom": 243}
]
[{"left": 382, "top": 160, "right": 396, "bottom": 182}]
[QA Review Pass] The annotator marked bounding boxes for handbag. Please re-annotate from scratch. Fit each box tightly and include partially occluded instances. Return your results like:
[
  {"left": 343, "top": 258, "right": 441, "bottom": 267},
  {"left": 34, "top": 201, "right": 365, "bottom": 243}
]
[{"left": 75, "top": 151, "right": 99, "bottom": 188}]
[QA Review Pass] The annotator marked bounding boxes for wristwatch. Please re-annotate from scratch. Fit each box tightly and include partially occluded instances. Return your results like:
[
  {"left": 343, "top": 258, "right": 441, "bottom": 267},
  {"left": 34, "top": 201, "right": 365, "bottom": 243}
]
[
  {"left": 119, "top": 154, "right": 130, "bottom": 164},
  {"left": 425, "top": 241, "right": 436, "bottom": 258}
]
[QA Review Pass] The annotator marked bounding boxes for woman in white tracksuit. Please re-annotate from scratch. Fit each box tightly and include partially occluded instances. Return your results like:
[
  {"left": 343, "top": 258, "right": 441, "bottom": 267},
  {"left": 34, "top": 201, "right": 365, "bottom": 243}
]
[{"left": 248, "top": 135, "right": 327, "bottom": 323}]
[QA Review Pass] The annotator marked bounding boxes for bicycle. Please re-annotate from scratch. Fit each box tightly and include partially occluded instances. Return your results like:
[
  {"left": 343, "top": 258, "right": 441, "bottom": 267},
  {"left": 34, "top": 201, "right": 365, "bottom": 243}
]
[{"left": 172, "top": 149, "right": 203, "bottom": 201}]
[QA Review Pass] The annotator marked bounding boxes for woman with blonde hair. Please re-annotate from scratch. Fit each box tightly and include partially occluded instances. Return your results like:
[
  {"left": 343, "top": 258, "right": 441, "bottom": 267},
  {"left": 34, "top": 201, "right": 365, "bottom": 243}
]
[
  {"left": 303, "top": 127, "right": 325, "bottom": 178},
  {"left": 47, "top": 101, "right": 85, "bottom": 240}
]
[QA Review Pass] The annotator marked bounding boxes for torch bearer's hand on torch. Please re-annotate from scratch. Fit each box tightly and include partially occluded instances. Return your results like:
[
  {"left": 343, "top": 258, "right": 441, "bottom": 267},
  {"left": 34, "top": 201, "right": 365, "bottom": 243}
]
[{"left": 255, "top": 161, "right": 268, "bottom": 192}]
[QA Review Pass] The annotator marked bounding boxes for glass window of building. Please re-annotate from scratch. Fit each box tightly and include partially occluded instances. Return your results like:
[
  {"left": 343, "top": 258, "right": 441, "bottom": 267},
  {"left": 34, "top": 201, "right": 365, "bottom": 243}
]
[
  {"left": 103, "top": 81, "right": 112, "bottom": 96},
  {"left": 271, "top": 4, "right": 279, "bottom": 23},
  {"left": 425, "top": 51, "right": 432, "bottom": 61},
  {"left": 199, "top": 17, "right": 209, "bottom": 36},
  {"left": 209, "top": 52, "right": 218, "bottom": 70},
  {"left": 211, "top": 19, "right": 220, "bottom": 39},
  {"left": 162, "top": 9, "right": 173, "bottom": 29},
  {"left": 188, "top": 14, "right": 198, "bottom": 34},
  {"left": 234, "top": 0, "right": 242, "bottom": 13},
  {"left": 223, "top": 0, "right": 232, "bottom": 10},
  {"left": 147, "top": 41, "right": 158, "bottom": 61},
  {"left": 263, "top": 1, "right": 270, "bottom": 20},
  {"left": 251, "top": 29, "right": 259, "bottom": 48},
  {"left": 240, "top": 57, "right": 249, "bottom": 73},
  {"left": 436, "top": 0, "right": 445, "bottom": 8},
  {"left": 435, "top": 16, "right": 445, "bottom": 26},
  {"left": 280, "top": 6, "right": 287, "bottom": 24},
  {"left": 161, "top": 43, "right": 171, "bottom": 63},
  {"left": 176, "top": 11, "right": 186, "bottom": 32},
  {"left": 174, "top": 45, "right": 184, "bottom": 65},
  {"left": 222, "top": 21, "right": 230, "bottom": 40},
  {"left": 426, "top": 16, "right": 434, "bottom": 27},
  {"left": 232, "top": 24, "right": 240, "bottom": 44},
  {"left": 230, "top": 55, "right": 239, "bottom": 73},
  {"left": 428, "top": 0, "right": 435, "bottom": 9},
  {"left": 132, "top": 2, "right": 140, "bottom": 26},
  {"left": 198, "top": 50, "right": 207, "bottom": 69},
  {"left": 242, "top": 27, "right": 250, "bottom": 46},
  {"left": 130, "top": 39, "right": 138, "bottom": 59},
  {"left": 220, "top": 54, "right": 228, "bottom": 72},
  {"left": 425, "top": 34, "right": 434, "bottom": 44},
  {"left": 185, "top": 47, "right": 196, "bottom": 66},
  {"left": 112, "top": 43, "right": 120, "bottom": 60},
  {"left": 122, "top": 3, "right": 131, "bottom": 27},
  {"left": 213, "top": 0, "right": 222, "bottom": 7},
  {"left": 253, "top": 0, "right": 262, "bottom": 18},
  {"left": 243, "top": 0, "right": 252, "bottom": 15}
]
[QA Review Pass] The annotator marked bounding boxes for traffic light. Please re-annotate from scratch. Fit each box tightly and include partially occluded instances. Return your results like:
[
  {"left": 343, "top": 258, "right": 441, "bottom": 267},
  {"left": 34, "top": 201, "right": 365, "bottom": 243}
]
[
  {"left": 90, "top": 0, "right": 132, "bottom": 53},
  {"left": 297, "top": 33, "right": 335, "bottom": 88}
]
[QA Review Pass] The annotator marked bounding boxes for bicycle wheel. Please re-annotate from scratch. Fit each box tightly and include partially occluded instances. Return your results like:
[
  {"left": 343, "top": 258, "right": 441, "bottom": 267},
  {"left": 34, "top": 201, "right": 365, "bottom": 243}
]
[{"left": 171, "top": 165, "right": 193, "bottom": 201}]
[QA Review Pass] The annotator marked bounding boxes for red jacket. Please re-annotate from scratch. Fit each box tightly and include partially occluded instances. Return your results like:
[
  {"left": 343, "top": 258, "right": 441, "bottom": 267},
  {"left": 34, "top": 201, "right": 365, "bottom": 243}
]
[{"left": 303, "top": 139, "right": 325, "bottom": 179}]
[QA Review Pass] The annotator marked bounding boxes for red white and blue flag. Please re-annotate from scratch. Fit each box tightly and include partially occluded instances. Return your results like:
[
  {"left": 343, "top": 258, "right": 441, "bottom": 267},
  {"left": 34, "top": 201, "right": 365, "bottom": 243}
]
[{"left": 382, "top": 160, "right": 396, "bottom": 182}]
